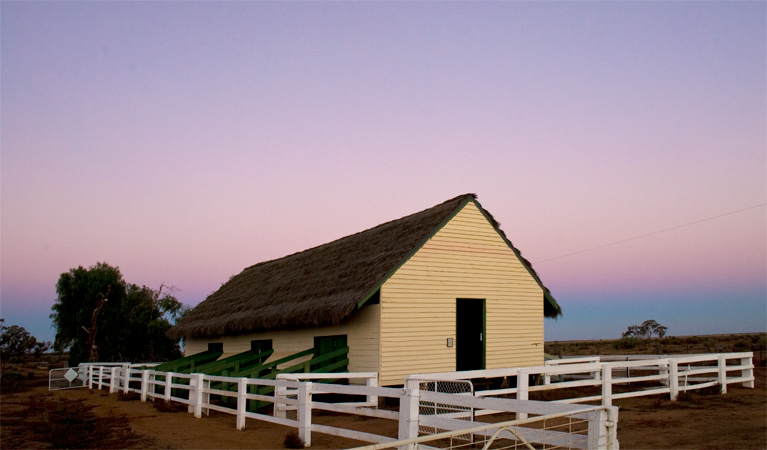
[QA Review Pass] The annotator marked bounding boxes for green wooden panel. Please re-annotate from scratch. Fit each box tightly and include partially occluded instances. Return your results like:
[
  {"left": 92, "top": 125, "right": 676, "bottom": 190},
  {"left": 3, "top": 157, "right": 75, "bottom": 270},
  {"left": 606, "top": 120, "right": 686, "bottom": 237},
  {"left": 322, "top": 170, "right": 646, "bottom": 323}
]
[
  {"left": 150, "top": 349, "right": 223, "bottom": 373},
  {"left": 191, "top": 349, "right": 273, "bottom": 376}
]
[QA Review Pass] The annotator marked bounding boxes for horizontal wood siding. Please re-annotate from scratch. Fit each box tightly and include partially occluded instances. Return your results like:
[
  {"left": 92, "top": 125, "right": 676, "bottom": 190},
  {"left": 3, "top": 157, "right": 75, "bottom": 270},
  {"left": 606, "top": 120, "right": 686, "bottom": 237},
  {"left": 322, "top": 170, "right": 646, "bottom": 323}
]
[
  {"left": 379, "top": 202, "right": 544, "bottom": 386},
  {"left": 185, "top": 303, "right": 380, "bottom": 375}
]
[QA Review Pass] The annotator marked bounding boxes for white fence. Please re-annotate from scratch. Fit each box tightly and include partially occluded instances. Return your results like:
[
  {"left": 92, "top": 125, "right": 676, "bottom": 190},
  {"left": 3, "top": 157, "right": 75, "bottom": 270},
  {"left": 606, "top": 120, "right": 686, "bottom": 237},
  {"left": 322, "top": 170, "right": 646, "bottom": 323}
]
[
  {"left": 76, "top": 364, "right": 618, "bottom": 449},
  {"left": 407, "top": 352, "right": 755, "bottom": 412},
  {"left": 58, "top": 353, "right": 753, "bottom": 449}
]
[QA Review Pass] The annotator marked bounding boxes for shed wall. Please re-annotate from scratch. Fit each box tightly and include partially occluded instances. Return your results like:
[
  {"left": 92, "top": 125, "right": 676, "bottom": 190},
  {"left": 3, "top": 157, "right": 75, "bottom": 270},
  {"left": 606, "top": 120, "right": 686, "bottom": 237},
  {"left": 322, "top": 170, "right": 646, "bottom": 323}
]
[
  {"left": 184, "top": 303, "right": 380, "bottom": 374},
  {"left": 379, "top": 201, "right": 544, "bottom": 386}
]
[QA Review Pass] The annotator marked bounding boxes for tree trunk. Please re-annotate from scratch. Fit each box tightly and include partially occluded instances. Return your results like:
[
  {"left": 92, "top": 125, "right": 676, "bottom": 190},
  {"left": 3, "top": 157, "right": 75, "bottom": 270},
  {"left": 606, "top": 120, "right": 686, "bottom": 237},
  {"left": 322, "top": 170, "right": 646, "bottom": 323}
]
[{"left": 84, "top": 286, "right": 110, "bottom": 362}]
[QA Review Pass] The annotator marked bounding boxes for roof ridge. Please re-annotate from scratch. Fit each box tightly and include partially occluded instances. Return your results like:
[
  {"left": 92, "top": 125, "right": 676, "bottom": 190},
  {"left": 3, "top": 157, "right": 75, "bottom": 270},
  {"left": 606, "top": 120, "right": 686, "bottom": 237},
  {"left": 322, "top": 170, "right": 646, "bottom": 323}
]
[
  {"left": 244, "top": 193, "right": 477, "bottom": 271},
  {"left": 169, "top": 193, "right": 478, "bottom": 338}
]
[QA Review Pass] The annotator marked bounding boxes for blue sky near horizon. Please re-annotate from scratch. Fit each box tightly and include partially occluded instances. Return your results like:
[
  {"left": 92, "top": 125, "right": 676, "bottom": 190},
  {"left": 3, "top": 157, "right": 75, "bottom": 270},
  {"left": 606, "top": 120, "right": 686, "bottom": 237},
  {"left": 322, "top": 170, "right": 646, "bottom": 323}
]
[{"left": 1, "top": 1, "right": 765, "bottom": 345}]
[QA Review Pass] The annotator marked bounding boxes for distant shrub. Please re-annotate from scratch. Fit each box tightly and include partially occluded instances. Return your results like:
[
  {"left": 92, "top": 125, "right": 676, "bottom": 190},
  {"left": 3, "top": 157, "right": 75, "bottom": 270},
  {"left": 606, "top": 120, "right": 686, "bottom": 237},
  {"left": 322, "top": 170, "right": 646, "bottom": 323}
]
[
  {"left": 755, "top": 335, "right": 767, "bottom": 351},
  {"left": 703, "top": 338, "right": 718, "bottom": 352},
  {"left": 733, "top": 340, "right": 750, "bottom": 352},
  {"left": 2, "top": 371, "right": 24, "bottom": 382},
  {"left": 686, "top": 336, "right": 702, "bottom": 345},
  {"left": 614, "top": 336, "right": 641, "bottom": 350}
]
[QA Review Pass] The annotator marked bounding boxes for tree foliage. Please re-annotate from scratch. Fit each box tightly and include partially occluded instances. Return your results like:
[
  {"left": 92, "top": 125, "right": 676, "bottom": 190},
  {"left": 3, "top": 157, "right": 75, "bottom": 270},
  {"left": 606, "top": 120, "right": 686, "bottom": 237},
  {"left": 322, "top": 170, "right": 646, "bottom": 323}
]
[
  {"left": 615, "top": 319, "right": 668, "bottom": 350},
  {"left": 0, "top": 319, "right": 51, "bottom": 374},
  {"left": 51, "top": 262, "right": 186, "bottom": 366},
  {"left": 622, "top": 319, "right": 668, "bottom": 340}
]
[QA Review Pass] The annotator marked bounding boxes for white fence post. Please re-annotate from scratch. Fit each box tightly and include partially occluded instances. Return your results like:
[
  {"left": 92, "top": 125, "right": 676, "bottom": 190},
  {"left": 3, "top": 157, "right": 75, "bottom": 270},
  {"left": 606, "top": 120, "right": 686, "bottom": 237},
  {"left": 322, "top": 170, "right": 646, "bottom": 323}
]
[
  {"left": 741, "top": 354, "right": 755, "bottom": 388},
  {"left": 164, "top": 372, "right": 173, "bottom": 402},
  {"left": 366, "top": 374, "right": 379, "bottom": 408},
  {"left": 87, "top": 365, "right": 93, "bottom": 389},
  {"left": 192, "top": 373, "right": 204, "bottom": 418},
  {"left": 606, "top": 406, "right": 620, "bottom": 450},
  {"left": 517, "top": 369, "right": 529, "bottom": 420},
  {"left": 659, "top": 362, "right": 669, "bottom": 386},
  {"left": 398, "top": 380, "right": 420, "bottom": 449},
  {"left": 109, "top": 367, "right": 119, "bottom": 393},
  {"left": 274, "top": 386, "right": 286, "bottom": 419},
  {"left": 141, "top": 370, "right": 150, "bottom": 402},
  {"left": 601, "top": 364, "right": 612, "bottom": 406},
  {"left": 98, "top": 366, "right": 104, "bottom": 390},
  {"left": 203, "top": 378, "right": 210, "bottom": 416},
  {"left": 717, "top": 354, "right": 727, "bottom": 394},
  {"left": 669, "top": 359, "right": 679, "bottom": 400},
  {"left": 123, "top": 365, "right": 131, "bottom": 394},
  {"left": 298, "top": 382, "right": 313, "bottom": 447},
  {"left": 236, "top": 377, "right": 247, "bottom": 431},
  {"left": 588, "top": 407, "right": 619, "bottom": 450}
]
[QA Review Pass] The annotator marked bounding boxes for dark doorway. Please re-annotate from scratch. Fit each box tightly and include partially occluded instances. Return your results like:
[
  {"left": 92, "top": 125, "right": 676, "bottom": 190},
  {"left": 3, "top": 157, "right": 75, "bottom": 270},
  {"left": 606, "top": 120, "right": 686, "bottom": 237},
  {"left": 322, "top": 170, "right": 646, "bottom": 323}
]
[{"left": 456, "top": 298, "right": 485, "bottom": 371}]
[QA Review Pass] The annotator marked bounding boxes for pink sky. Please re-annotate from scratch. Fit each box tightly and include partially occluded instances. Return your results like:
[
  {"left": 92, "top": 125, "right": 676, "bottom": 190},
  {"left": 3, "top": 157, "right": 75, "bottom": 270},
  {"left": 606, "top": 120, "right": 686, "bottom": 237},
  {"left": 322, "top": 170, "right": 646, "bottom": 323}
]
[{"left": 2, "top": 2, "right": 765, "bottom": 343}]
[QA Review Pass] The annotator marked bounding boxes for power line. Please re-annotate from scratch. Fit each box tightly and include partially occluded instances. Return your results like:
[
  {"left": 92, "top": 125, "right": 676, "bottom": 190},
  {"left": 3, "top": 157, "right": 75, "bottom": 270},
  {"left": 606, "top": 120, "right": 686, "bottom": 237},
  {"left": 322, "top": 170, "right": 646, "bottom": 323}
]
[{"left": 534, "top": 203, "right": 766, "bottom": 264}]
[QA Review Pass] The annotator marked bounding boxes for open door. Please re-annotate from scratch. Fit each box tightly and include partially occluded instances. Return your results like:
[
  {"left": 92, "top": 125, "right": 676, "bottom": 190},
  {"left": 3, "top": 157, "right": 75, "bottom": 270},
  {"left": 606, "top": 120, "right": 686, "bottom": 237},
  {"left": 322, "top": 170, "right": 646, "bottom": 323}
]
[{"left": 456, "top": 298, "right": 485, "bottom": 371}]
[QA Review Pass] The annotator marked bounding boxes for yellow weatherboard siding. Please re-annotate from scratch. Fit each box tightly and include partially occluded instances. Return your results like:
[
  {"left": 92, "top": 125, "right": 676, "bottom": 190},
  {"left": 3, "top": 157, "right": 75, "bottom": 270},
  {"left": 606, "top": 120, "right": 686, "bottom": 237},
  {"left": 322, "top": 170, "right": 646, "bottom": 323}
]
[
  {"left": 379, "top": 201, "right": 543, "bottom": 386},
  {"left": 185, "top": 303, "right": 381, "bottom": 376}
]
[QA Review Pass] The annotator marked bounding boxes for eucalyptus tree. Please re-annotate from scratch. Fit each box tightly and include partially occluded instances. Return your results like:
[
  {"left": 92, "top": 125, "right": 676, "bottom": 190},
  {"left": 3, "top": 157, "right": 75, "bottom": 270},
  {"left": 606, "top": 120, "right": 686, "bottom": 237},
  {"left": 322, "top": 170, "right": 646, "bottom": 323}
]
[{"left": 51, "top": 262, "right": 186, "bottom": 366}]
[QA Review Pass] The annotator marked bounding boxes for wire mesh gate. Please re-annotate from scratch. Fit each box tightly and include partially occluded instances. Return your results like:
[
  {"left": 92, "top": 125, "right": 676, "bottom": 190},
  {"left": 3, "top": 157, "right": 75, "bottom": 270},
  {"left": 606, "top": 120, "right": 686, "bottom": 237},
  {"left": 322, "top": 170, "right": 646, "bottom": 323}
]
[{"left": 418, "top": 379, "right": 474, "bottom": 439}]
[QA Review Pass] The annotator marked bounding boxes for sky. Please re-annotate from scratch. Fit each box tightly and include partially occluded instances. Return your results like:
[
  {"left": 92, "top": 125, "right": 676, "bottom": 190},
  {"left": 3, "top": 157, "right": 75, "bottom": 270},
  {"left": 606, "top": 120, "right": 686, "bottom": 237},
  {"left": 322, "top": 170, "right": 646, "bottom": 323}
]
[{"left": 1, "top": 1, "right": 765, "bottom": 345}]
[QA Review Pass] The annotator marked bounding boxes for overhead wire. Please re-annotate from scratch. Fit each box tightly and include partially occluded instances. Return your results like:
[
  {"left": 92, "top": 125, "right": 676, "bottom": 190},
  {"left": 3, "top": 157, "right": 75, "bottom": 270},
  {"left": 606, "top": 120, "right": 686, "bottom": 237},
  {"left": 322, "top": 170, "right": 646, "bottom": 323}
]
[{"left": 534, "top": 203, "right": 766, "bottom": 264}]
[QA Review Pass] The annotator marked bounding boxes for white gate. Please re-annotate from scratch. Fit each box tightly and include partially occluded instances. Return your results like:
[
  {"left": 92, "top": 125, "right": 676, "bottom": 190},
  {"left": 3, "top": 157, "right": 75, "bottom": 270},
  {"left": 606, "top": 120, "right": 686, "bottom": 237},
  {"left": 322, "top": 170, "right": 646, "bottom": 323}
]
[{"left": 49, "top": 367, "right": 86, "bottom": 390}]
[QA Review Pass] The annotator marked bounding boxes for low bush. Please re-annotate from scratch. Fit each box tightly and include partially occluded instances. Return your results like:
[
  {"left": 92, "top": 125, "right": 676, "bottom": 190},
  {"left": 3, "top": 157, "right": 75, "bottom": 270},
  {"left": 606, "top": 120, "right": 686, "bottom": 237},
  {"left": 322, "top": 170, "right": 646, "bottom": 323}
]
[
  {"left": 733, "top": 340, "right": 750, "bottom": 352},
  {"left": 698, "top": 383, "right": 722, "bottom": 396},
  {"left": 152, "top": 399, "right": 187, "bottom": 413},
  {"left": 117, "top": 391, "right": 140, "bottom": 401},
  {"left": 675, "top": 391, "right": 697, "bottom": 403},
  {"left": 614, "top": 336, "right": 641, "bottom": 350},
  {"left": 2, "top": 371, "right": 24, "bottom": 381},
  {"left": 283, "top": 431, "right": 305, "bottom": 449}
]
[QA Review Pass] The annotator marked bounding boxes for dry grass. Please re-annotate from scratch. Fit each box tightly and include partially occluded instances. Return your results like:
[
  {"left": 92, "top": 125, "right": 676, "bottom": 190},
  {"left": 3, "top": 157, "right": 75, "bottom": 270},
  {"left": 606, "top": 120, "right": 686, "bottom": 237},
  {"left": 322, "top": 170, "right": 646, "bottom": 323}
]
[{"left": 545, "top": 332, "right": 766, "bottom": 362}]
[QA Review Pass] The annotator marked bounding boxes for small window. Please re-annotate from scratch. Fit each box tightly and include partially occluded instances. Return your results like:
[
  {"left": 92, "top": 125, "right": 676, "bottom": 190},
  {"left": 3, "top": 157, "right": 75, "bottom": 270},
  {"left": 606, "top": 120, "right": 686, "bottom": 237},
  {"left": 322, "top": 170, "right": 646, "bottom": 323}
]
[
  {"left": 314, "top": 335, "right": 347, "bottom": 356},
  {"left": 250, "top": 339, "right": 272, "bottom": 353},
  {"left": 313, "top": 335, "right": 348, "bottom": 372},
  {"left": 207, "top": 342, "right": 223, "bottom": 353}
]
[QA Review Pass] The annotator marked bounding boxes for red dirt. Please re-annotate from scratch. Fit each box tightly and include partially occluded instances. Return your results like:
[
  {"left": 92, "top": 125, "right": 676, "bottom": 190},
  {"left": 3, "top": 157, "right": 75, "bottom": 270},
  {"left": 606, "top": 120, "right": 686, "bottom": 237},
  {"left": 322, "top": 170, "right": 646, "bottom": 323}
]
[{"left": 2, "top": 367, "right": 764, "bottom": 449}]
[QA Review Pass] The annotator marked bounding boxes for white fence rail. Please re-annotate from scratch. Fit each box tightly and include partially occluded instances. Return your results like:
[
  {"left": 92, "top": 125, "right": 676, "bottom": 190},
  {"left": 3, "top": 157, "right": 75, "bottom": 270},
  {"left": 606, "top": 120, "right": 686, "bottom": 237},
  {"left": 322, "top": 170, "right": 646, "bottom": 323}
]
[
  {"left": 275, "top": 372, "right": 380, "bottom": 418},
  {"left": 408, "top": 352, "right": 755, "bottom": 409}
]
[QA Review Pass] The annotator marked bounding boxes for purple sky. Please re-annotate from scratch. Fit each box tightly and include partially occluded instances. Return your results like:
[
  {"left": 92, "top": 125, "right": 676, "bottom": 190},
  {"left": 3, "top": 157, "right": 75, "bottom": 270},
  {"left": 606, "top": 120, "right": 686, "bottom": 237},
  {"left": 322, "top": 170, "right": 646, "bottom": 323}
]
[{"left": 2, "top": 2, "right": 765, "bottom": 344}]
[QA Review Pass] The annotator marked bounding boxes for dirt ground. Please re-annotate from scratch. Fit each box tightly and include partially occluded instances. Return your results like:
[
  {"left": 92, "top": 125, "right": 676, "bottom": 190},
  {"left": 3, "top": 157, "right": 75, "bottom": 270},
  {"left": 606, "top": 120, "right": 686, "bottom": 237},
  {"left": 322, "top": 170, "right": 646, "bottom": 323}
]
[{"left": 2, "top": 360, "right": 765, "bottom": 449}]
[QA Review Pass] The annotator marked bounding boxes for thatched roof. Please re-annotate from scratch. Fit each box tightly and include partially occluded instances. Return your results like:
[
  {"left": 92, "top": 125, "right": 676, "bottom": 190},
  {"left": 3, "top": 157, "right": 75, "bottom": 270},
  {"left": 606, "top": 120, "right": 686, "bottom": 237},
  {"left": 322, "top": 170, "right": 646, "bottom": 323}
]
[{"left": 169, "top": 194, "right": 560, "bottom": 339}]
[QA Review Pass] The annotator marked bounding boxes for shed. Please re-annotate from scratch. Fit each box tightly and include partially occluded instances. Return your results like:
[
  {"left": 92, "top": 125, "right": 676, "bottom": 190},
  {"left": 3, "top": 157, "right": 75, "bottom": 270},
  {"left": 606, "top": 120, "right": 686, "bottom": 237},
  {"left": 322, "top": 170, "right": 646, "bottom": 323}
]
[{"left": 169, "top": 194, "right": 561, "bottom": 385}]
